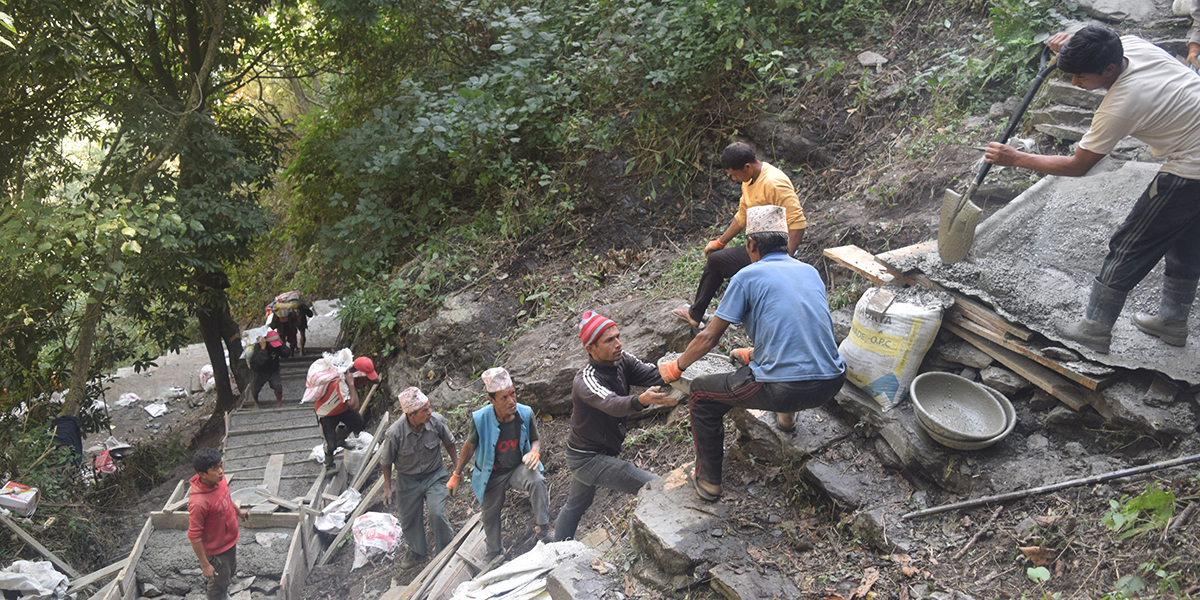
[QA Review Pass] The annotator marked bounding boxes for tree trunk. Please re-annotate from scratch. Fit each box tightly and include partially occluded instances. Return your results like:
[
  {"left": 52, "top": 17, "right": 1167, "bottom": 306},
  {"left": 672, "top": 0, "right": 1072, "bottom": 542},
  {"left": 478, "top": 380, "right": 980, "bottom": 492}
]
[
  {"left": 197, "top": 303, "right": 239, "bottom": 414},
  {"left": 60, "top": 283, "right": 108, "bottom": 417},
  {"left": 218, "top": 296, "right": 251, "bottom": 394}
]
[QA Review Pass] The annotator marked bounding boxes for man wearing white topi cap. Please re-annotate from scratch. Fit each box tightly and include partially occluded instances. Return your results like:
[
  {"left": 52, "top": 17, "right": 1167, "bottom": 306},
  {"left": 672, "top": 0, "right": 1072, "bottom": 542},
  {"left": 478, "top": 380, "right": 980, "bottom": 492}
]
[
  {"left": 380, "top": 387, "right": 459, "bottom": 570},
  {"left": 659, "top": 205, "right": 846, "bottom": 502},
  {"left": 449, "top": 367, "right": 551, "bottom": 559}
]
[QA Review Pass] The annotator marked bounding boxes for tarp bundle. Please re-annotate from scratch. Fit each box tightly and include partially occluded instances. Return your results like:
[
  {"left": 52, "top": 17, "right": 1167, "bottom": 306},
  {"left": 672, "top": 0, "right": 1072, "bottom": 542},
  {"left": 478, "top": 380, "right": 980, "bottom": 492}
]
[{"left": 450, "top": 541, "right": 589, "bottom": 600}]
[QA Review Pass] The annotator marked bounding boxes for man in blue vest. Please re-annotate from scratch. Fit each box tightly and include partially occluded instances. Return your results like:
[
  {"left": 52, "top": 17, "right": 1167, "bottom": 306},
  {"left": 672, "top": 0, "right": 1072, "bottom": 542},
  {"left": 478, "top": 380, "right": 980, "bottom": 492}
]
[{"left": 448, "top": 367, "right": 551, "bottom": 559}]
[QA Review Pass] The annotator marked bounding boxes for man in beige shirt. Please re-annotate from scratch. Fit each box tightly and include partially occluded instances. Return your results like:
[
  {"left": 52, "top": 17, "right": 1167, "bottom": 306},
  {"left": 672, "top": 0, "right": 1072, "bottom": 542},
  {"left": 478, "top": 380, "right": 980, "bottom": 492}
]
[
  {"left": 674, "top": 142, "right": 807, "bottom": 330},
  {"left": 985, "top": 26, "right": 1200, "bottom": 353}
]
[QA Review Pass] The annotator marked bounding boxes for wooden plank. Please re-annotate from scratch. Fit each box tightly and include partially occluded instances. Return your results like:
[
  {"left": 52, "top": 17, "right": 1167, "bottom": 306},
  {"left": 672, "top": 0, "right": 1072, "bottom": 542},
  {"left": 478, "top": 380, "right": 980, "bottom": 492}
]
[
  {"left": 945, "top": 310, "right": 1115, "bottom": 391},
  {"left": 150, "top": 511, "right": 300, "bottom": 530},
  {"left": 864, "top": 288, "right": 895, "bottom": 320},
  {"left": 358, "top": 383, "right": 381, "bottom": 416},
  {"left": 944, "top": 321, "right": 1091, "bottom": 410},
  {"left": 163, "top": 479, "right": 187, "bottom": 510},
  {"left": 67, "top": 558, "right": 128, "bottom": 594},
  {"left": 822, "top": 245, "right": 893, "bottom": 286},
  {"left": 254, "top": 489, "right": 301, "bottom": 511},
  {"left": 116, "top": 518, "right": 153, "bottom": 600},
  {"left": 875, "top": 239, "right": 937, "bottom": 267},
  {"left": 88, "top": 577, "right": 117, "bottom": 600},
  {"left": 262, "top": 454, "right": 285, "bottom": 495},
  {"left": 351, "top": 411, "right": 391, "bottom": 491},
  {"left": 316, "top": 476, "right": 384, "bottom": 566},
  {"left": 0, "top": 513, "right": 81, "bottom": 578},
  {"left": 280, "top": 521, "right": 305, "bottom": 600},
  {"left": 424, "top": 525, "right": 489, "bottom": 600},
  {"left": 397, "top": 513, "right": 482, "bottom": 600},
  {"left": 224, "top": 459, "right": 314, "bottom": 474}
]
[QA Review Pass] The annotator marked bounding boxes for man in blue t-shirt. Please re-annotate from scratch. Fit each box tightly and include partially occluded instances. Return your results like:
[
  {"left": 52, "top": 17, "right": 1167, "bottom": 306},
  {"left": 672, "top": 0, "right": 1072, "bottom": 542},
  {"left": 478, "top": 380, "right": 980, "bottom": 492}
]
[{"left": 660, "top": 205, "right": 846, "bottom": 502}]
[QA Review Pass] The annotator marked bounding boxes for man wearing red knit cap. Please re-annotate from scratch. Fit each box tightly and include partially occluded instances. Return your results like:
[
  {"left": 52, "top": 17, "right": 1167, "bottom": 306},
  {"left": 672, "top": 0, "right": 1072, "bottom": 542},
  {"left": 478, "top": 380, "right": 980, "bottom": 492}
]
[{"left": 554, "top": 311, "right": 678, "bottom": 541}]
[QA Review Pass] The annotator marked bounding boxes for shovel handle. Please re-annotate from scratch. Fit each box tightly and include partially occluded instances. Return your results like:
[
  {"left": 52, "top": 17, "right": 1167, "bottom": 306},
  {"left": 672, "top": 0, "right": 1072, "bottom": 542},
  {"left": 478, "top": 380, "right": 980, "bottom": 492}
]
[{"left": 969, "top": 46, "right": 1059, "bottom": 193}]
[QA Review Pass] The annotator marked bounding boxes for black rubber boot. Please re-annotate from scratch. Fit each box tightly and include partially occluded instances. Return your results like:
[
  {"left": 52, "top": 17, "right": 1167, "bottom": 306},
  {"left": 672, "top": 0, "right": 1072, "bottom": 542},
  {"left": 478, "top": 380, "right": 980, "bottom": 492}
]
[
  {"left": 1132, "top": 276, "right": 1197, "bottom": 347},
  {"left": 1059, "top": 280, "right": 1128, "bottom": 354}
]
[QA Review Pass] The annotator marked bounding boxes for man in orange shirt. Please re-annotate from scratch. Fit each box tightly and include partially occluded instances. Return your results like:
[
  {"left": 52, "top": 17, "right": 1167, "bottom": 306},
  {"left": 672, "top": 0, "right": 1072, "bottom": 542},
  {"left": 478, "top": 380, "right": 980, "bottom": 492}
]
[
  {"left": 187, "top": 449, "right": 248, "bottom": 600},
  {"left": 674, "top": 142, "right": 807, "bottom": 330},
  {"left": 311, "top": 356, "right": 377, "bottom": 468}
]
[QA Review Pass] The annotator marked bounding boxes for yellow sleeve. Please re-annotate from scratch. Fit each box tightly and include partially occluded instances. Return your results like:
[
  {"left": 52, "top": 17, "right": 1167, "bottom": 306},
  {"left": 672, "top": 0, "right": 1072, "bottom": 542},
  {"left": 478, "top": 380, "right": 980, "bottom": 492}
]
[
  {"left": 733, "top": 193, "right": 749, "bottom": 229},
  {"left": 767, "top": 175, "right": 807, "bottom": 230}
]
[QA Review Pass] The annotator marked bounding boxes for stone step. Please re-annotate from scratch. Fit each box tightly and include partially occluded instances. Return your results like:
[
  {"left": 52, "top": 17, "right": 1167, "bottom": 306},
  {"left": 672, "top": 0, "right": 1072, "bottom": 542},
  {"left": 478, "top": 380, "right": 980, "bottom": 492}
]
[
  {"left": 1028, "top": 105, "right": 1093, "bottom": 129},
  {"left": 1076, "top": 0, "right": 1154, "bottom": 22},
  {"left": 1033, "top": 122, "right": 1087, "bottom": 142},
  {"left": 1044, "top": 79, "right": 1105, "bottom": 111},
  {"left": 710, "top": 563, "right": 801, "bottom": 600},
  {"left": 631, "top": 467, "right": 743, "bottom": 576},
  {"left": 730, "top": 405, "right": 851, "bottom": 466},
  {"left": 546, "top": 551, "right": 622, "bottom": 600}
]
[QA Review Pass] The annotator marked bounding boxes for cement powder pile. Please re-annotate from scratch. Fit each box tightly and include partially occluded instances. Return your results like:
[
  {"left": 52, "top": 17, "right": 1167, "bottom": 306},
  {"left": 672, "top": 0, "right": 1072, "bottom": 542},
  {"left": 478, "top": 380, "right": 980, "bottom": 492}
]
[
  {"left": 660, "top": 352, "right": 736, "bottom": 382},
  {"left": 911, "top": 157, "right": 1200, "bottom": 384}
]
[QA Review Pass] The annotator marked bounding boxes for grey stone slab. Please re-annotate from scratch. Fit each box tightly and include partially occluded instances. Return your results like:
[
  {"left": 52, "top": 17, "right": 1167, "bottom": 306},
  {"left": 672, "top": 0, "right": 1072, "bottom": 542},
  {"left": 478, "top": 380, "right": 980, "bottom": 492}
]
[
  {"left": 1091, "top": 372, "right": 1196, "bottom": 437},
  {"left": 1033, "top": 122, "right": 1087, "bottom": 141},
  {"left": 831, "top": 307, "right": 854, "bottom": 346},
  {"left": 730, "top": 406, "right": 852, "bottom": 466},
  {"left": 937, "top": 341, "right": 993, "bottom": 369},
  {"left": 709, "top": 563, "right": 801, "bottom": 600},
  {"left": 835, "top": 384, "right": 972, "bottom": 493},
  {"left": 631, "top": 467, "right": 746, "bottom": 576},
  {"left": 1044, "top": 79, "right": 1106, "bottom": 110},
  {"left": 1028, "top": 105, "right": 1093, "bottom": 128},
  {"left": 900, "top": 158, "right": 1200, "bottom": 386},
  {"left": 547, "top": 551, "right": 623, "bottom": 600},
  {"left": 802, "top": 452, "right": 908, "bottom": 510},
  {"left": 1075, "top": 0, "right": 1154, "bottom": 21},
  {"left": 979, "top": 366, "right": 1029, "bottom": 395}
]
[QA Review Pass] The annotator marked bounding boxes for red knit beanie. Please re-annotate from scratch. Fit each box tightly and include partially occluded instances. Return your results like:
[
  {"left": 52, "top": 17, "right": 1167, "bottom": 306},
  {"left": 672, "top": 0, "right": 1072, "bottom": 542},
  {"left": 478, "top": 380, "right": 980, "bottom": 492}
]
[{"left": 579, "top": 311, "right": 616, "bottom": 346}]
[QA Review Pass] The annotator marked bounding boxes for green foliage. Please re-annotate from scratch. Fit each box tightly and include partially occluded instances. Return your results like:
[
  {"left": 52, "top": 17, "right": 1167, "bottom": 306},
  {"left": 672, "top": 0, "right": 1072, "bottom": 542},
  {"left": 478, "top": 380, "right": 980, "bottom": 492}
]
[
  {"left": 1027, "top": 566, "right": 1051, "bottom": 584},
  {"left": 1102, "top": 484, "right": 1175, "bottom": 540}
]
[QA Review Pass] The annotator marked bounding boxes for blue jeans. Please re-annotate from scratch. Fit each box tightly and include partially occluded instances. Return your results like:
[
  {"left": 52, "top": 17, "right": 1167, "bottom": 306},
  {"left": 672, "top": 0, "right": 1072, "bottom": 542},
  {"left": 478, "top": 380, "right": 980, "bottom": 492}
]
[
  {"left": 395, "top": 468, "right": 454, "bottom": 556},
  {"left": 553, "top": 449, "right": 655, "bottom": 541}
]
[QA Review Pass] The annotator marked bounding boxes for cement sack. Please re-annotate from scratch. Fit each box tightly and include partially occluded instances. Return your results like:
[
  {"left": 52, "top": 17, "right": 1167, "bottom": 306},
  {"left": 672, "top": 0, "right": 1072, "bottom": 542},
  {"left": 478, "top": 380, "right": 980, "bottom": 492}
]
[
  {"left": 200, "top": 365, "right": 216, "bottom": 392},
  {"left": 350, "top": 512, "right": 402, "bottom": 570},
  {"left": 302, "top": 349, "right": 354, "bottom": 406},
  {"left": 342, "top": 431, "right": 374, "bottom": 475},
  {"left": 450, "top": 541, "right": 590, "bottom": 600},
  {"left": 839, "top": 287, "right": 942, "bottom": 410},
  {"left": 316, "top": 487, "right": 361, "bottom": 533},
  {"left": 0, "top": 560, "right": 69, "bottom": 600}
]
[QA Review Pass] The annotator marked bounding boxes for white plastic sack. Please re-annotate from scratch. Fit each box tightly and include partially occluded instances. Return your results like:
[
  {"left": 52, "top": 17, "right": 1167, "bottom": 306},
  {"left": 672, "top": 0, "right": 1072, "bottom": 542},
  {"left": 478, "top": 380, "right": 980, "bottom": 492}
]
[
  {"left": 350, "top": 512, "right": 402, "bottom": 570},
  {"left": 0, "top": 560, "right": 69, "bottom": 600},
  {"left": 450, "top": 541, "right": 590, "bottom": 600},
  {"left": 116, "top": 393, "right": 140, "bottom": 407},
  {"left": 316, "top": 487, "right": 361, "bottom": 533},
  {"left": 838, "top": 287, "right": 943, "bottom": 410},
  {"left": 302, "top": 349, "right": 354, "bottom": 405},
  {"left": 344, "top": 431, "right": 373, "bottom": 450},
  {"left": 200, "top": 365, "right": 216, "bottom": 392},
  {"left": 144, "top": 403, "right": 168, "bottom": 417}
]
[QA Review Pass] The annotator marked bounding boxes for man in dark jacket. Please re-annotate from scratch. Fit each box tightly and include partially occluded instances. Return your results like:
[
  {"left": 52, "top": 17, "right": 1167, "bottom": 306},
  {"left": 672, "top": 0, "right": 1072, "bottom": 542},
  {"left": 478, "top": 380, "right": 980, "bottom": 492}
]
[
  {"left": 249, "top": 330, "right": 291, "bottom": 408},
  {"left": 552, "top": 310, "right": 677, "bottom": 541}
]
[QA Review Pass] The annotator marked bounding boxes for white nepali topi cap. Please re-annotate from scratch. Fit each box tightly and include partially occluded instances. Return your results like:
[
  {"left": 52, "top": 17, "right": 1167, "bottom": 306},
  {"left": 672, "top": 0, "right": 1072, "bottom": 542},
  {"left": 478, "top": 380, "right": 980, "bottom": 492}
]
[
  {"left": 481, "top": 367, "right": 513, "bottom": 393},
  {"left": 397, "top": 387, "right": 429, "bottom": 414},
  {"left": 745, "top": 205, "right": 787, "bottom": 235}
]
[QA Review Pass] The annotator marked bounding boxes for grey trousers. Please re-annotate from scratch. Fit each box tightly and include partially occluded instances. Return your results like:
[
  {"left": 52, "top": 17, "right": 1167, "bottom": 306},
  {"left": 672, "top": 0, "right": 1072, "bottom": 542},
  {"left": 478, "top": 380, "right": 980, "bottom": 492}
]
[
  {"left": 395, "top": 468, "right": 454, "bottom": 557},
  {"left": 554, "top": 449, "right": 654, "bottom": 541},
  {"left": 481, "top": 466, "right": 549, "bottom": 554},
  {"left": 205, "top": 546, "right": 236, "bottom": 600}
]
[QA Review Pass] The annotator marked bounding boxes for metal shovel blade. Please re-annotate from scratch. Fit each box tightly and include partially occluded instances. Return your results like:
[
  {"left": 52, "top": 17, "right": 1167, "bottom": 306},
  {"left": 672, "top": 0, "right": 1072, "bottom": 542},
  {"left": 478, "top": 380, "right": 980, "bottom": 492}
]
[{"left": 938, "top": 188, "right": 981, "bottom": 264}]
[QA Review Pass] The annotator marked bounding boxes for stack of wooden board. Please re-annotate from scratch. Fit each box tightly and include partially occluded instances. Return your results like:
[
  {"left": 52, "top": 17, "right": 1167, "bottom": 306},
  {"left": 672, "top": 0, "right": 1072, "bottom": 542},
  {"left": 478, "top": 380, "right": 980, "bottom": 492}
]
[{"left": 824, "top": 242, "right": 1122, "bottom": 414}]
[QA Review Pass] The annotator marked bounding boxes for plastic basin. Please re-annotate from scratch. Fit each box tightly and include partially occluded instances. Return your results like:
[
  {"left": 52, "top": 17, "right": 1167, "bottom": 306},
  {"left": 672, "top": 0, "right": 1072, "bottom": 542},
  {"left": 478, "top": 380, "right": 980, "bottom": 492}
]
[{"left": 921, "top": 383, "right": 1016, "bottom": 450}]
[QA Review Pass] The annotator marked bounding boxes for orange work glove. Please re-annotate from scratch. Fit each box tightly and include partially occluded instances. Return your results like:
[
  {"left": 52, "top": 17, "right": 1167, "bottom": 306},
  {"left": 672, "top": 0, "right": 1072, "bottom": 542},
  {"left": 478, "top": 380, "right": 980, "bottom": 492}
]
[
  {"left": 658, "top": 360, "right": 683, "bottom": 383},
  {"left": 447, "top": 472, "right": 462, "bottom": 496},
  {"left": 522, "top": 450, "right": 541, "bottom": 470},
  {"left": 729, "top": 347, "right": 754, "bottom": 366},
  {"left": 703, "top": 239, "right": 726, "bottom": 256}
]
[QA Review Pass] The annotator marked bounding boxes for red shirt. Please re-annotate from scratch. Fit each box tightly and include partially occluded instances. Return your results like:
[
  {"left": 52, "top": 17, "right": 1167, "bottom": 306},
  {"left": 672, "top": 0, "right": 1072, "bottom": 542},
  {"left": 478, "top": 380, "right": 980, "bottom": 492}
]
[{"left": 187, "top": 473, "right": 239, "bottom": 556}]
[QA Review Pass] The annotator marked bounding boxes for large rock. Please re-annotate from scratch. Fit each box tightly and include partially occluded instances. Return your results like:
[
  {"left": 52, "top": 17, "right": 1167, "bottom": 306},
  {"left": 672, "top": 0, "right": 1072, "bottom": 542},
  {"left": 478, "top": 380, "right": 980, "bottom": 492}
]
[
  {"left": 730, "top": 406, "right": 852, "bottom": 465},
  {"left": 937, "top": 341, "right": 993, "bottom": 369},
  {"left": 1090, "top": 372, "right": 1195, "bottom": 438},
  {"left": 747, "top": 115, "right": 834, "bottom": 167},
  {"left": 547, "top": 550, "right": 623, "bottom": 600},
  {"left": 404, "top": 291, "right": 520, "bottom": 377},
  {"left": 834, "top": 383, "right": 972, "bottom": 493},
  {"left": 1028, "top": 105, "right": 1093, "bottom": 128},
  {"left": 1075, "top": 0, "right": 1154, "bottom": 21},
  {"left": 506, "top": 299, "right": 693, "bottom": 414},
  {"left": 1033, "top": 123, "right": 1087, "bottom": 142},
  {"left": 831, "top": 307, "right": 854, "bottom": 345},
  {"left": 426, "top": 377, "right": 485, "bottom": 413},
  {"left": 631, "top": 467, "right": 745, "bottom": 575},
  {"left": 709, "top": 563, "right": 802, "bottom": 600},
  {"left": 1044, "top": 80, "right": 1105, "bottom": 110},
  {"left": 979, "top": 366, "right": 1029, "bottom": 395}
]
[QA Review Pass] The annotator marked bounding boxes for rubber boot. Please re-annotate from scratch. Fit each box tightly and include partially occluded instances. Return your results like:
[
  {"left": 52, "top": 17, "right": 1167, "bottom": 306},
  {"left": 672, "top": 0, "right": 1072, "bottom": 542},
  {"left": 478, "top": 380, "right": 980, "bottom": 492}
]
[
  {"left": 1132, "top": 276, "right": 1197, "bottom": 346},
  {"left": 1058, "top": 280, "right": 1128, "bottom": 354}
]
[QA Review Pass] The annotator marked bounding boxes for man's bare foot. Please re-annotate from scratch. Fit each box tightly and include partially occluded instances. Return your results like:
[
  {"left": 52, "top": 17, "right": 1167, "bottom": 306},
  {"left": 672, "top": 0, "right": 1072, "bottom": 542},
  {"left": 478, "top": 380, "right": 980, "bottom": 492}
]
[
  {"left": 775, "top": 411, "right": 796, "bottom": 432},
  {"left": 672, "top": 308, "right": 705, "bottom": 330}
]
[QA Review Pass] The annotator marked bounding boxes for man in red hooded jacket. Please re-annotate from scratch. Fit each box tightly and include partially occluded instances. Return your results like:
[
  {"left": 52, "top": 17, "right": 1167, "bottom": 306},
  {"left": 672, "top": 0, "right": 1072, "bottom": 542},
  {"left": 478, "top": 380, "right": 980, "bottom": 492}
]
[{"left": 188, "top": 449, "right": 248, "bottom": 600}]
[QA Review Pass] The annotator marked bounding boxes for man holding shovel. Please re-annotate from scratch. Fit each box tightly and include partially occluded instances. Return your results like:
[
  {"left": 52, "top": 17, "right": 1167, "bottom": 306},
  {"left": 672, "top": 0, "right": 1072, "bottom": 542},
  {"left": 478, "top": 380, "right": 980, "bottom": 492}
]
[
  {"left": 673, "top": 142, "right": 807, "bottom": 330},
  {"left": 984, "top": 25, "right": 1200, "bottom": 353},
  {"left": 659, "top": 205, "right": 845, "bottom": 502}
]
